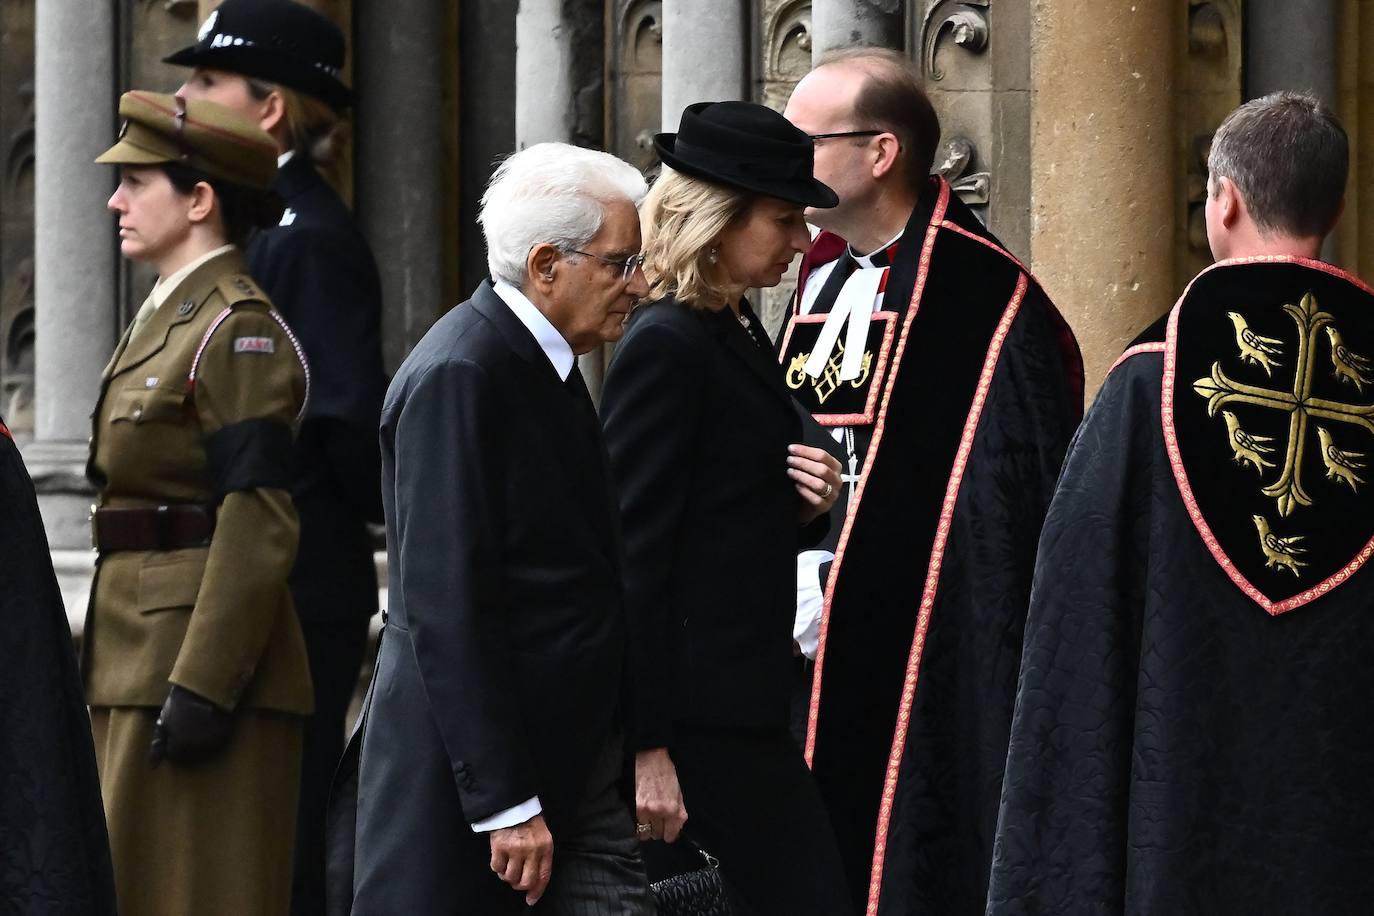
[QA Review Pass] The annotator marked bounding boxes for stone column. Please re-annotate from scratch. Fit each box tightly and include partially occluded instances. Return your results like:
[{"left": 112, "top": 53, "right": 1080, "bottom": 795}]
[
  {"left": 1247, "top": 0, "right": 1339, "bottom": 260},
  {"left": 1246, "top": 0, "right": 1338, "bottom": 104},
  {"left": 515, "top": 0, "right": 614, "bottom": 398},
  {"left": 28, "top": 0, "right": 118, "bottom": 547},
  {"left": 810, "top": 0, "right": 904, "bottom": 60},
  {"left": 355, "top": 0, "right": 446, "bottom": 373},
  {"left": 1029, "top": 2, "right": 1178, "bottom": 396},
  {"left": 661, "top": 0, "right": 747, "bottom": 131},
  {"left": 516, "top": 0, "right": 575, "bottom": 147}
]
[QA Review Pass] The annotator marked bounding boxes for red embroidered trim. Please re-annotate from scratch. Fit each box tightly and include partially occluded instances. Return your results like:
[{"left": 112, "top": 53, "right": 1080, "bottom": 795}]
[
  {"left": 804, "top": 180, "right": 953, "bottom": 767},
  {"left": 0, "top": 418, "right": 10, "bottom": 440},
  {"left": 777, "top": 311, "right": 899, "bottom": 426},
  {"left": 1161, "top": 255, "right": 1374, "bottom": 615},
  {"left": 1108, "top": 342, "right": 1167, "bottom": 375},
  {"left": 862, "top": 274, "right": 1028, "bottom": 916}
]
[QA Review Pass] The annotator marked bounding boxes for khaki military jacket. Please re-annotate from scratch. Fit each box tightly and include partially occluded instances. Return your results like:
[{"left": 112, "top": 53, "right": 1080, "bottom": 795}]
[{"left": 84, "top": 248, "right": 313, "bottom": 715}]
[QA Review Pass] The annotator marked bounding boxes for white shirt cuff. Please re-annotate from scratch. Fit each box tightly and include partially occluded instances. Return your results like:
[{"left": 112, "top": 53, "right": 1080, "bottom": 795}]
[
  {"left": 795, "top": 549, "right": 834, "bottom": 660},
  {"left": 471, "top": 795, "right": 542, "bottom": 833}
]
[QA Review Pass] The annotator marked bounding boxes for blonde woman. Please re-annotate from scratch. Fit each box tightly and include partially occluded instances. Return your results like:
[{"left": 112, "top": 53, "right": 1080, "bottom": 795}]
[
  {"left": 599, "top": 101, "right": 855, "bottom": 916},
  {"left": 166, "top": 2, "right": 387, "bottom": 911}
]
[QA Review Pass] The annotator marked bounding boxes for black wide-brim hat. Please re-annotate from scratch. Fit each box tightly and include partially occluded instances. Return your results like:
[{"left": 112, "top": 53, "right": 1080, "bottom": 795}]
[
  {"left": 655, "top": 101, "right": 838, "bottom": 208},
  {"left": 164, "top": 0, "right": 353, "bottom": 112}
]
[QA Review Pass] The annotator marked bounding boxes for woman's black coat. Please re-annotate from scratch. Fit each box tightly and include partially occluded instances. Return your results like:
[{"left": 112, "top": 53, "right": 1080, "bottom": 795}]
[{"left": 600, "top": 297, "right": 824, "bottom": 750}]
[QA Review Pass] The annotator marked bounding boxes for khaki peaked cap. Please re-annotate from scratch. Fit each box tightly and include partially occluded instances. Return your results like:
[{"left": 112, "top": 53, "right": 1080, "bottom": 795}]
[{"left": 96, "top": 90, "right": 277, "bottom": 191}]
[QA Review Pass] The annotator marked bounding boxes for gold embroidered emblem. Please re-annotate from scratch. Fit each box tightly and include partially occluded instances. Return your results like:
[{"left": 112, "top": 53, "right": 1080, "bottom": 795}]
[
  {"left": 1252, "top": 514, "right": 1308, "bottom": 576},
  {"left": 785, "top": 339, "right": 873, "bottom": 405},
  {"left": 1195, "top": 293, "right": 1374, "bottom": 525}
]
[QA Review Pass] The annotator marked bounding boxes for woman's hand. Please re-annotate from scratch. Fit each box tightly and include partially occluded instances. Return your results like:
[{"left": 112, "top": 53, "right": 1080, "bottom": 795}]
[
  {"left": 788, "top": 444, "right": 842, "bottom": 523},
  {"left": 634, "top": 747, "right": 688, "bottom": 843}
]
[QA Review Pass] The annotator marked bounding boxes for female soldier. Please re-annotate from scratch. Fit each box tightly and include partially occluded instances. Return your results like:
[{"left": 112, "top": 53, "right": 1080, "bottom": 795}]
[
  {"left": 599, "top": 101, "right": 853, "bottom": 916},
  {"left": 165, "top": 4, "right": 387, "bottom": 909},
  {"left": 86, "top": 90, "right": 311, "bottom": 916}
]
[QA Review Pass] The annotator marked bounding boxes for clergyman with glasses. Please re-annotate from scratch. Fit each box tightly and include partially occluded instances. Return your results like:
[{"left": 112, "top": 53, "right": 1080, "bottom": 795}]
[{"left": 778, "top": 47, "right": 1085, "bottom": 916}]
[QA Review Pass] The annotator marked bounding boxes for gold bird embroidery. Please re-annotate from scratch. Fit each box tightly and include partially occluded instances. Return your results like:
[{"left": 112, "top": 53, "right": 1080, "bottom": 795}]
[
  {"left": 1227, "top": 311, "right": 1284, "bottom": 376},
  {"left": 1252, "top": 514, "right": 1307, "bottom": 576},
  {"left": 1325, "top": 327, "right": 1372, "bottom": 392},
  {"left": 1316, "top": 425, "right": 1367, "bottom": 491},
  {"left": 1221, "top": 410, "right": 1276, "bottom": 472}
]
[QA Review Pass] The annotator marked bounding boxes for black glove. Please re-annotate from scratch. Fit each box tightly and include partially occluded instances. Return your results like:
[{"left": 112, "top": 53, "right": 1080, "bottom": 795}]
[{"left": 149, "top": 685, "right": 234, "bottom": 768}]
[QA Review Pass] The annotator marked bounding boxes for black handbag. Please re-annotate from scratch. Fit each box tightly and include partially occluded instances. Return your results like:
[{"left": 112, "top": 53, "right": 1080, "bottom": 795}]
[{"left": 649, "top": 840, "right": 731, "bottom": 916}]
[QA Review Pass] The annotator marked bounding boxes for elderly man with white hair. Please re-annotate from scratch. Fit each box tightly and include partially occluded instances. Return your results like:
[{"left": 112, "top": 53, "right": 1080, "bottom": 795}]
[{"left": 340, "top": 142, "right": 653, "bottom": 915}]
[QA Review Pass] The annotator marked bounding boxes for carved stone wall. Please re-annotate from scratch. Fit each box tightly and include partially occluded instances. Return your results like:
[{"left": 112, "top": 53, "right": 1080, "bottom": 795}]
[
  {"left": 915, "top": 0, "right": 1031, "bottom": 258},
  {"left": 119, "top": 1, "right": 203, "bottom": 330},
  {"left": 608, "top": 0, "right": 662, "bottom": 173},
  {"left": 756, "top": 0, "right": 813, "bottom": 112},
  {"left": 754, "top": 0, "right": 816, "bottom": 332},
  {"left": 1177, "top": 0, "right": 1242, "bottom": 287},
  {"left": 0, "top": 0, "right": 35, "bottom": 433}
]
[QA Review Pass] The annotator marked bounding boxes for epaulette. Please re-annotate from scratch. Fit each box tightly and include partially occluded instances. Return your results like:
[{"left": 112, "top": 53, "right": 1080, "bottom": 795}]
[{"left": 215, "top": 272, "right": 269, "bottom": 308}]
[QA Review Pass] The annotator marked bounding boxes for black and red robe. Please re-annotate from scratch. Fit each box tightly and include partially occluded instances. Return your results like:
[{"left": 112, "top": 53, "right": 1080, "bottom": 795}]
[{"left": 780, "top": 177, "right": 1084, "bottom": 915}]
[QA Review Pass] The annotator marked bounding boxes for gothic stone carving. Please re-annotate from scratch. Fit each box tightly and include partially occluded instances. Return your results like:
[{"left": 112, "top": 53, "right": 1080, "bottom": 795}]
[
  {"left": 758, "top": 0, "right": 812, "bottom": 113},
  {"left": 1180, "top": 0, "right": 1242, "bottom": 284},
  {"left": 922, "top": 0, "right": 988, "bottom": 82},
  {"left": 609, "top": 0, "right": 663, "bottom": 174}
]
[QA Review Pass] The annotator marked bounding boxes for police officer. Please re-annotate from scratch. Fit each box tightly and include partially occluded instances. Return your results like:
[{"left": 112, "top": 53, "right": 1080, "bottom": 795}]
[
  {"left": 86, "top": 90, "right": 311, "bottom": 916},
  {"left": 165, "top": 5, "right": 386, "bottom": 912}
]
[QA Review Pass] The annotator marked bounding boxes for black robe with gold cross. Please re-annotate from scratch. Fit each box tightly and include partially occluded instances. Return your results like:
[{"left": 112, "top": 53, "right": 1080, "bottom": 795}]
[
  {"left": 779, "top": 177, "right": 1084, "bottom": 916},
  {"left": 988, "top": 258, "right": 1374, "bottom": 915}
]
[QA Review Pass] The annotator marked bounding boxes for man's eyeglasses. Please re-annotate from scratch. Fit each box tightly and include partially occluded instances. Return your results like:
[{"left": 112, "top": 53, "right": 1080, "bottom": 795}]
[
  {"left": 564, "top": 248, "right": 647, "bottom": 281},
  {"left": 808, "top": 130, "right": 884, "bottom": 142}
]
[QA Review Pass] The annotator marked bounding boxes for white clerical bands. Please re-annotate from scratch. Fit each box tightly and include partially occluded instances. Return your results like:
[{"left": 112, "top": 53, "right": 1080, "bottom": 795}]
[{"left": 803, "top": 267, "right": 886, "bottom": 382}]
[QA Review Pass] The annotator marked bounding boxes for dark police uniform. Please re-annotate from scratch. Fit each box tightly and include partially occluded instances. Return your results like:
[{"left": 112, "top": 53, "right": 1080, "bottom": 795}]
[
  {"left": 85, "top": 91, "right": 311, "bottom": 916},
  {"left": 249, "top": 152, "right": 386, "bottom": 916},
  {"left": 165, "top": 5, "right": 387, "bottom": 911}
]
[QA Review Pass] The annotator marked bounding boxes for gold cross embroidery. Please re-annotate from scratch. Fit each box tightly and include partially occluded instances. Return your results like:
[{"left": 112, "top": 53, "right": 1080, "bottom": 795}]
[
  {"left": 1194, "top": 292, "right": 1374, "bottom": 517},
  {"left": 785, "top": 339, "right": 873, "bottom": 405}
]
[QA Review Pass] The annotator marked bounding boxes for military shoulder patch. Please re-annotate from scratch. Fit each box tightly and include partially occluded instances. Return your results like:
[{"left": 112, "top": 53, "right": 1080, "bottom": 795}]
[
  {"left": 1164, "top": 257, "right": 1374, "bottom": 614},
  {"left": 233, "top": 336, "right": 276, "bottom": 354}
]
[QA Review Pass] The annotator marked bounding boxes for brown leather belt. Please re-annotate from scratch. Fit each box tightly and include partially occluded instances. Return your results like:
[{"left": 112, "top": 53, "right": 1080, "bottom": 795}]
[{"left": 91, "top": 504, "right": 216, "bottom": 552}]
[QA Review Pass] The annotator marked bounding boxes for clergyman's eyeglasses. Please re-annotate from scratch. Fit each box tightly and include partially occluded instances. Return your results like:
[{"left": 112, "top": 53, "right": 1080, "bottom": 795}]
[{"left": 808, "top": 130, "right": 884, "bottom": 142}]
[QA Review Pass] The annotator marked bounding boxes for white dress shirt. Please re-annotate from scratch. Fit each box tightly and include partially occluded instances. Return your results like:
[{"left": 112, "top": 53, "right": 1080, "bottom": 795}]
[{"left": 467, "top": 280, "right": 575, "bottom": 833}]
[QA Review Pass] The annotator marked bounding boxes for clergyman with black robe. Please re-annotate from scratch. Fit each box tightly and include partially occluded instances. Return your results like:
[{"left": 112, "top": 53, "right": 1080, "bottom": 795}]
[
  {"left": 988, "top": 92, "right": 1374, "bottom": 915},
  {"left": 779, "top": 48, "right": 1085, "bottom": 916}
]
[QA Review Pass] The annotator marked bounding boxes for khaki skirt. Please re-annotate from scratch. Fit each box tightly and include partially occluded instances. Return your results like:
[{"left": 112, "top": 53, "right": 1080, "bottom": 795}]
[{"left": 91, "top": 705, "right": 303, "bottom": 916}]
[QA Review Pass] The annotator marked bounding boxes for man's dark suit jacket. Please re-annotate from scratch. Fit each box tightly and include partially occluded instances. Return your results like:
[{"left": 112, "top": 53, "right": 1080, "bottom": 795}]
[
  {"left": 599, "top": 298, "right": 825, "bottom": 751},
  {"left": 348, "top": 281, "right": 627, "bottom": 913}
]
